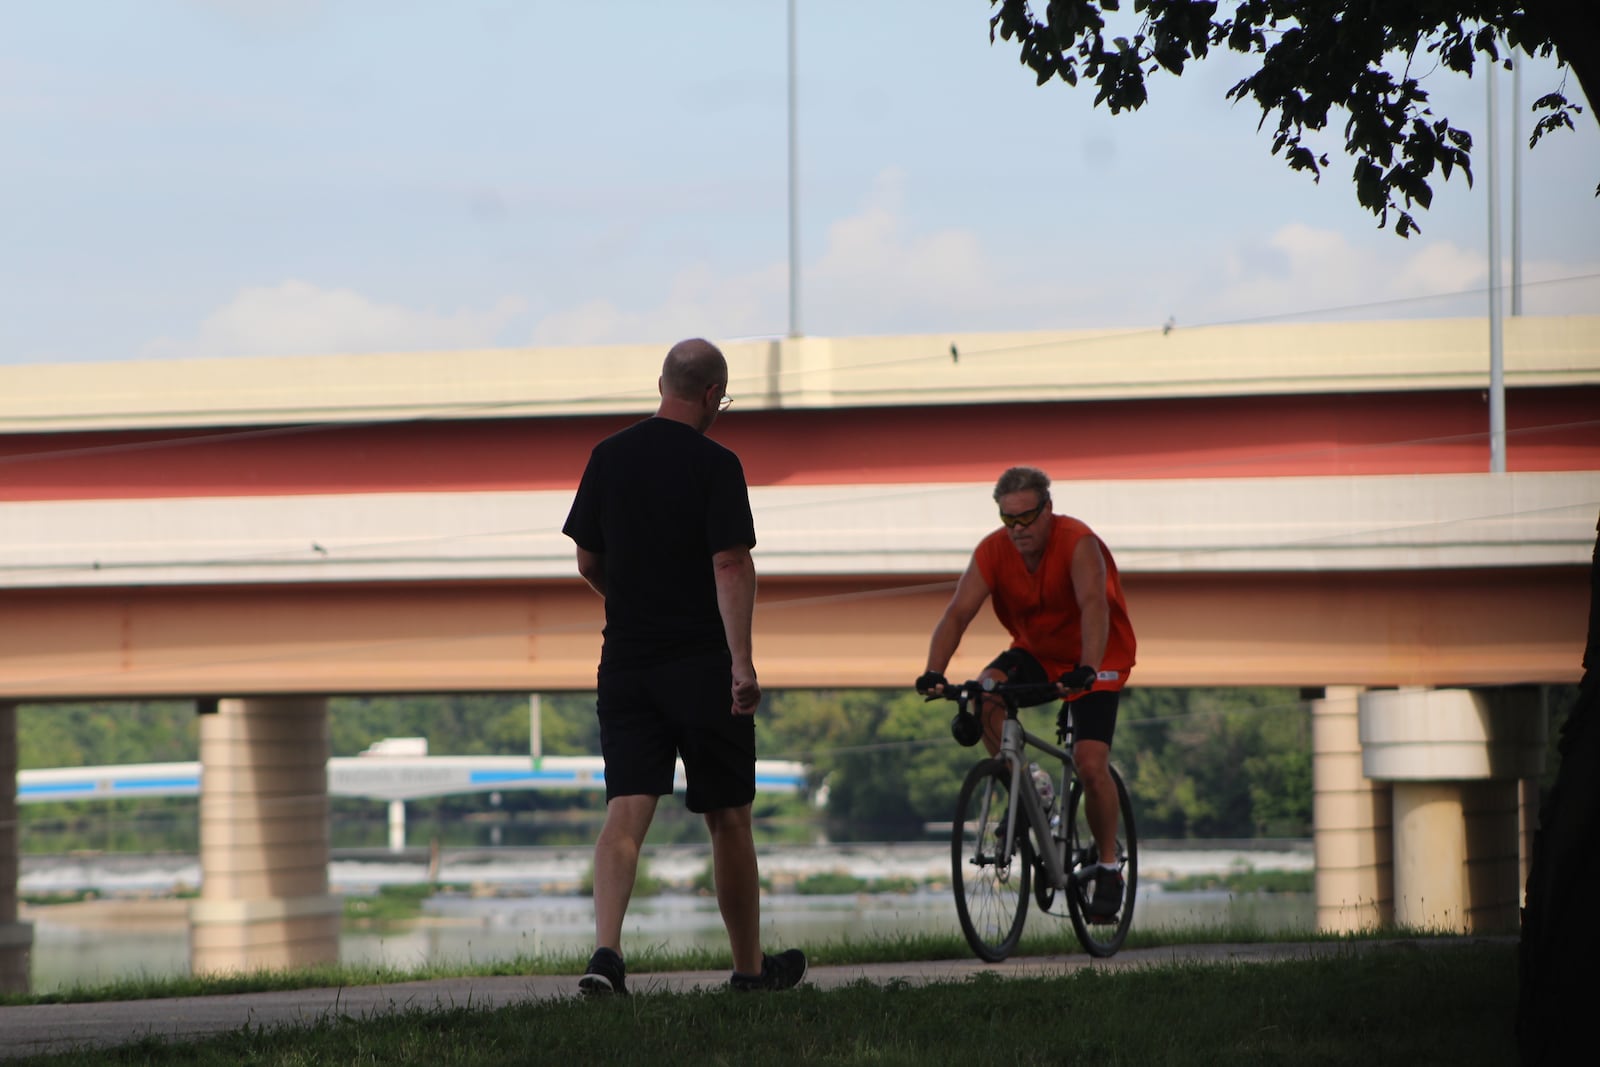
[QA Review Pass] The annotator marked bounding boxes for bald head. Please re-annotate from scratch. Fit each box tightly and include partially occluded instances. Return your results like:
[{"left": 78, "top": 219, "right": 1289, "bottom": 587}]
[{"left": 661, "top": 338, "right": 728, "bottom": 402}]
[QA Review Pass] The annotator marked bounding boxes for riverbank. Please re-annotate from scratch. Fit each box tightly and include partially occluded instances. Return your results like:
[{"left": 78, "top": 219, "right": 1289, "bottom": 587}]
[
  {"left": 16, "top": 842, "right": 1318, "bottom": 993},
  {"left": 19, "top": 839, "right": 1314, "bottom": 896}
]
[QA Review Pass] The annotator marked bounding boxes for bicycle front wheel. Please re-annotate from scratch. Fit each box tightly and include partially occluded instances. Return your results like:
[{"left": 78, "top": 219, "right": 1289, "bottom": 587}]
[
  {"left": 951, "top": 758, "right": 1031, "bottom": 962},
  {"left": 1064, "top": 763, "right": 1138, "bottom": 957}
]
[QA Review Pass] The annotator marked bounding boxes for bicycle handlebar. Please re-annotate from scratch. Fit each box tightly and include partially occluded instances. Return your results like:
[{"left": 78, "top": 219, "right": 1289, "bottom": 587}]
[{"left": 923, "top": 678, "right": 1063, "bottom": 705}]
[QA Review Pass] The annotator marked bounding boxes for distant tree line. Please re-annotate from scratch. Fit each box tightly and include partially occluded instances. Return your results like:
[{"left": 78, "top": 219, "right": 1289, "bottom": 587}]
[{"left": 13, "top": 686, "right": 1351, "bottom": 841}]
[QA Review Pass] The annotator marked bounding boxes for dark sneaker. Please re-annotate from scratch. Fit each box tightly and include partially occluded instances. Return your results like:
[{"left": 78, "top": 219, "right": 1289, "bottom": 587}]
[
  {"left": 579, "top": 946, "right": 627, "bottom": 996},
  {"left": 1084, "top": 866, "right": 1124, "bottom": 922},
  {"left": 729, "top": 948, "right": 808, "bottom": 992}
]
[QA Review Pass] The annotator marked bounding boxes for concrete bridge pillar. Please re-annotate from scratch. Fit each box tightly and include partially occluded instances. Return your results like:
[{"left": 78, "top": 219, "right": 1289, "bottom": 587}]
[
  {"left": 190, "top": 697, "right": 340, "bottom": 975},
  {"left": 1, "top": 702, "right": 33, "bottom": 993},
  {"left": 1360, "top": 687, "right": 1544, "bottom": 933},
  {"left": 1311, "top": 687, "right": 1393, "bottom": 932}
]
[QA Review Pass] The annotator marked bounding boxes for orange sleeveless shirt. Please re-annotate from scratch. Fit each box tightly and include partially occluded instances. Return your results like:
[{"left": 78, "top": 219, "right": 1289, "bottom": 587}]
[{"left": 973, "top": 515, "right": 1136, "bottom": 689}]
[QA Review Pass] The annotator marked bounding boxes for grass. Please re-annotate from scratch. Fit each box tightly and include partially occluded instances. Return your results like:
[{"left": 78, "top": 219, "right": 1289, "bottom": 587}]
[
  {"left": 792, "top": 871, "right": 921, "bottom": 895},
  {"left": 341, "top": 883, "right": 455, "bottom": 925},
  {"left": 1159, "top": 868, "right": 1315, "bottom": 894},
  {"left": 1, "top": 917, "right": 1501, "bottom": 1008},
  {"left": 3, "top": 941, "right": 1516, "bottom": 1066}
]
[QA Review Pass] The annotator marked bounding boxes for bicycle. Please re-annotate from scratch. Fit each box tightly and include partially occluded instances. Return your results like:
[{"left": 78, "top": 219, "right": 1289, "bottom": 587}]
[{"left": 932, "top": 678, "right": 1138, "bottom": 961}]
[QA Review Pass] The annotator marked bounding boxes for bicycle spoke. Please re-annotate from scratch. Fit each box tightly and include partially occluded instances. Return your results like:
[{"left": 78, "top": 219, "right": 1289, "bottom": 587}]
[
  {"left": 951, "top": 760, "right": 1030, "bottom": 962},
  {"left": 1064, "top": 764, "right": 1138, "bottom": 957}
]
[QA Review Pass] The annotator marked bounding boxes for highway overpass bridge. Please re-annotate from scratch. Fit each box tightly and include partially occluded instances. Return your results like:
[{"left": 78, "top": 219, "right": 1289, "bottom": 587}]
[{"left": 2, "top": 316, "right": 1596, "bottom": 986}]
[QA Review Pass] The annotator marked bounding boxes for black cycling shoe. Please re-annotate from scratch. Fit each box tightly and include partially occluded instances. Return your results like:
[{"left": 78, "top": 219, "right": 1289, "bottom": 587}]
[{"left": 1083, "top": 866, "right": 1125, "bottom": 922}]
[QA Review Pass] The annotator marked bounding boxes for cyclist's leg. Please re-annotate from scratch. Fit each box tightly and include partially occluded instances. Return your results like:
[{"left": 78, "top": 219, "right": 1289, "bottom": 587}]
[
  {"left": 979, "top": 648, "right": 1050, "bottom": 756},
  {"left": 1068, "top": 690, "right": 1121, "bottom": 863}
]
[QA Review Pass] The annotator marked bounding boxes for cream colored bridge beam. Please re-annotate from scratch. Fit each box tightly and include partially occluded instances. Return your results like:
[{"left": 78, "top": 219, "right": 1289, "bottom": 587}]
[
  {"left": 0, "top": 702, "right": 30, "bottom": 993},
  {"left": 1358, "top": 687, "right": 1546, "bottom": 933},
  {"left": 1312, "top": 688, "right": 1392, "bottom": 933},
  {"left": 191, "top": 698, "right": 340, "bottom": 975}
]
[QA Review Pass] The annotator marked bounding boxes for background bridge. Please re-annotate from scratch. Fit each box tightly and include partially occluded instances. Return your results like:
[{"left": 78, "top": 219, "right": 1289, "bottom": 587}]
[{"left": 2, "top": 317, "right": 1596, "bottom": 986}]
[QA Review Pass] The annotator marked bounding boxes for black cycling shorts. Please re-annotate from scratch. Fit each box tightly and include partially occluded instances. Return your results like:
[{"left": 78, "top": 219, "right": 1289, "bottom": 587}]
[
  {"left": 984, "top": 647, "right": 1121, "bottom": 746},
  {"left": 595, "top": 651, "right": 756, "bottom": 813}
]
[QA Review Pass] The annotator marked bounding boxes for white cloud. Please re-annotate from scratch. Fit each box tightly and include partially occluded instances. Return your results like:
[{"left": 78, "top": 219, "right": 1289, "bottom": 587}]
[
  {"left": 806, "top": 170, "right": 1070, "bottom": 333},
  {"left": 1179, "top": 223, "right": 1600, "bottom": 325},
  {"left": 528, "top": 170, "right": 1074, "bottom": 345},
  {"left": 141, "top": 280, "right": 528, "bottom": 360},
  {"left": 142, "top": 215, "right": 1600, "bottom": 367},
  {"left": 529, "top": 262, "right": 788, "bottom": 347}
]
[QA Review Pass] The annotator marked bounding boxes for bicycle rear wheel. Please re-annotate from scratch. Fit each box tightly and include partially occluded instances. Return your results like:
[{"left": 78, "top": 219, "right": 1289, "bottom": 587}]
[
  {"left": 951, "top": 759, "right": 1031, "bottom": 962},
  {"left": 1064, "top": 763, "right": 1137, "bottom": 957}
]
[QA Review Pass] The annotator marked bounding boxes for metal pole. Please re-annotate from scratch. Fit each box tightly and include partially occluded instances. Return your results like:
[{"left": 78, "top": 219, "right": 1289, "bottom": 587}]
[
  {"left": 1511, "top": 59, "right": 1523, "bottom": 317},
  {"left": 1487, "top": 64, "right": 1507, "bottom": 474},
  {"left": 787, "top": 0, "right": 801, "bottom": 338}
]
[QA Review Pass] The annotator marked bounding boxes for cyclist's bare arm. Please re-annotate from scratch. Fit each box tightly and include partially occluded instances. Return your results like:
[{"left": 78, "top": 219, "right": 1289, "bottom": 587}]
[
  {"left": 1069, "top": 536, "right": 1110, "bottom": 689},
  {"left": 924, "top": 556, "right": 992, "bottom": 691}
]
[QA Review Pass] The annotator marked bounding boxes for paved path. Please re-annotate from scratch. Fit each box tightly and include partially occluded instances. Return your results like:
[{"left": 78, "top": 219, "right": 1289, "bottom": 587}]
[{"left": 0, "top": 939, "right": 1501, "bottom": 1060}]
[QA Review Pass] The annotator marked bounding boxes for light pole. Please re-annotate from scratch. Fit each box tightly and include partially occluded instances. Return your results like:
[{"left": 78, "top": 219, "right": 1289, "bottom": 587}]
[
  {"left": 1486, "top": 62, "right": 1506, "bottom": 474},
  {"left": 787, "top": 0, "right": 801, "bottom": 339}
]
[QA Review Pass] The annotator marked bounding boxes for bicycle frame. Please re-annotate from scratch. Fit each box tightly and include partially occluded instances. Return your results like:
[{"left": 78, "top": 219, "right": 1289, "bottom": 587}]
[
  {"left": 943, "top": 675, "right": 1138, "bottom": 960},
  {"left": 954, "top": 680, "right": 1079, "bottom": 892}
]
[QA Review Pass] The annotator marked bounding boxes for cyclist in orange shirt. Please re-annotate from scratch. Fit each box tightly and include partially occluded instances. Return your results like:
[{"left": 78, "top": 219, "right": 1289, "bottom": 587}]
[{"left": 917, "top": 466, "right": 1137, "bottom": 919}]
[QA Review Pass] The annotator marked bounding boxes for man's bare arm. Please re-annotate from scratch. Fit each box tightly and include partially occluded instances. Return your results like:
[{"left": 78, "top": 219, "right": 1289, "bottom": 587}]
[
  {"left": 1070, "top": 536, "right": 1110, "bottom": 673},
  {"left": 713, "top": 544, "right": 761, "bottom": 714},
  {"left": 575, "top": 546, "right": 606, "bottom": 598},
  {"left": 923, "top": 556, "right": 992, "bottom": 688}
]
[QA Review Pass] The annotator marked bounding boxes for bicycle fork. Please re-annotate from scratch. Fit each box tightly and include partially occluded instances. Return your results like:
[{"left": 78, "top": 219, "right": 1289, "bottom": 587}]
[{"left": 994, "top": 718, "right": 1071, "bottom": 890}]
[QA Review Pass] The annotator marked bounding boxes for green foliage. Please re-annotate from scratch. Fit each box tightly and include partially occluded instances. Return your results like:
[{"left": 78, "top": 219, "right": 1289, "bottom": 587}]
[
  {"left": 15, "top": 687, "right": 1317, "bottom": 843},
  {"left": 17, "top": 701, "right": 198, "bottom": 769},
  {"left": 793, "top": 871, "right": 869, "bottom": 894},
  {"left": 1118, "top": 688, "right": 1311, "bottom": 839},
  {"left": 791, "top": 872, "right": 921, "bottom": 895},
  {"left": 760, "top": 685, "right": 1312, "bottom": 839},
  {"left": 343, "top": 883, "right": 449, "bottom": 926},
  {"left": 758, "top": 688, "right": 972, "bottom": 834},
  {"left": 1161, "top": 866, "right": 1314, "bottom": 894},
  {"left": 989, "top": 0, "right": 1596, "bottom": 235}
]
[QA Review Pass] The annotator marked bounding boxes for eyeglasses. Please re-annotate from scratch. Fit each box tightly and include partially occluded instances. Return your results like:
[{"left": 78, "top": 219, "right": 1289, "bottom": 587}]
[
  {"left": 998, "top": 500, "right": 1048, "bottom": 529},
  {"left": 717, "top": 393, "right": 734, "bottom": 412}
]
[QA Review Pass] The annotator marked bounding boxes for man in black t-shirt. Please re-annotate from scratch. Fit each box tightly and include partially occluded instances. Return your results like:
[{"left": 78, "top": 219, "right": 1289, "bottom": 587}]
[{"left": 562, "top": 338, "right": 806, "bottom": 995}]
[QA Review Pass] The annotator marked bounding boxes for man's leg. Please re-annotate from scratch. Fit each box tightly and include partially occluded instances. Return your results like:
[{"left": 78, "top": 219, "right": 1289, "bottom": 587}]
[
  {"left": 704, "top": 803, "right": 763, "bottom": 976},
  {"left": 1074, "top": 739, "right": 1119, "bottom": 862},
  {"left": 592, "top": 793, "right": 659, "bottom": 953},
  {"left": 979, "top": 667, "right": 1011, "bottom": 757}
]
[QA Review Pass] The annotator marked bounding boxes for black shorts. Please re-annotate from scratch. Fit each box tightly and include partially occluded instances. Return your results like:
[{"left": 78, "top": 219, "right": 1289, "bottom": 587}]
[
  {"left": 595, "top": 651, "right": 756, "bottom": 813},
  {"left": 984, "top": 648, "right": 1121, "bottom": 746}
]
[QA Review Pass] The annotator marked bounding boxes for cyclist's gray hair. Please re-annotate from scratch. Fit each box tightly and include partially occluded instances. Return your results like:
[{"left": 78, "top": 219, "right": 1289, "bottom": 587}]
[{"left": 992, "top": 466, "right": 1052, "bottom": 504}]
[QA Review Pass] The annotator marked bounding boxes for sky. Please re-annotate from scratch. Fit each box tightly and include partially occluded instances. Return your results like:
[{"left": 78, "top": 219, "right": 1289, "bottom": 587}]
[{"left": 2, "top": 1, "right": 1597, "bottom": 367}]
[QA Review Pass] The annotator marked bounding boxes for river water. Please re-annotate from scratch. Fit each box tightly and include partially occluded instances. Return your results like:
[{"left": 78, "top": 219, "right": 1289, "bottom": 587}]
[{"left": 19, "top": 842, "right": 1314, "bottom": 993}]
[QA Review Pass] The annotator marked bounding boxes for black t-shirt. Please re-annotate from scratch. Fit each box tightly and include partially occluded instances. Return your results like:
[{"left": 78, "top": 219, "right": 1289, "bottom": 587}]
[{"left": 562, "top": 417, "right": 756, "bottom": 669}]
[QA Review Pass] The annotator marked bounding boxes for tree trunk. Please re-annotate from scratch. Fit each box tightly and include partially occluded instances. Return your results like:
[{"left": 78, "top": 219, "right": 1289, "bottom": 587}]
[{"left": 1517, "top": 511, "right": 1600, "bottom": 1064}]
